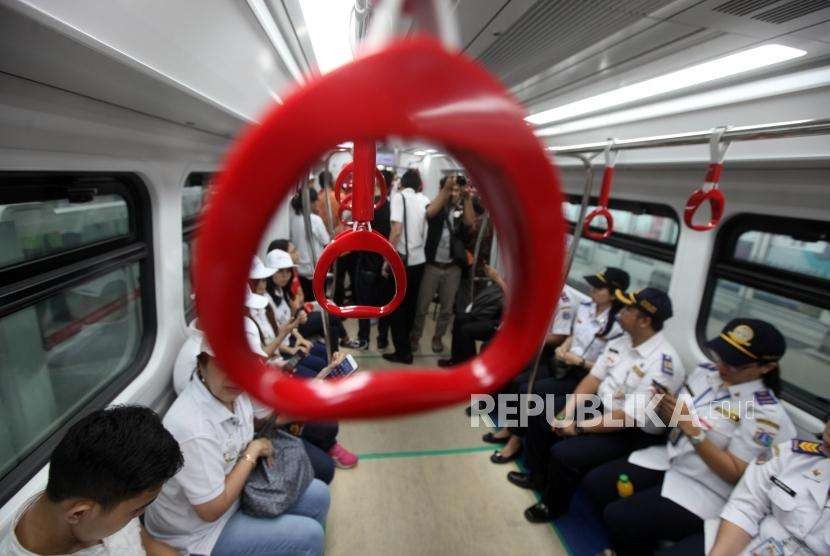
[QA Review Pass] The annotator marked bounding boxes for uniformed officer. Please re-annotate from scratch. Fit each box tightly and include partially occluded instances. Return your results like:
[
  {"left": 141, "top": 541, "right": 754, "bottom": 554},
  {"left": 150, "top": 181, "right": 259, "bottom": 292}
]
[
  {"left": 582, "top": 319, "right": 796, "bottom": 555},
  {"left": 486, "top": 268, "right": 629, "bottom": 463},
  {"left": 515, "top": 287, "right": 686, "bottom": 522},
  {"left": 711, "top": 417, "right": 829, "bottom": 556}
]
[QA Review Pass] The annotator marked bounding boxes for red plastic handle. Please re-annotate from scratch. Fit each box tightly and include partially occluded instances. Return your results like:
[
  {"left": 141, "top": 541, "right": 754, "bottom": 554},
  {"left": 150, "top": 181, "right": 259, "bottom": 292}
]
[
  {"left": 582, "top": 166, "right": 614, "bottom": 240},
  {"left": 312, "top": 227, "right": 406, "bottom": 318},
  {"left": 684, "top": 186, "right": 725, "bottom": 231},
  {"left": 335, "top": 163, "right": 387, "bottom": 211},
  {"left": 194, "top": 37, "right": 565, "bottom": 420}
]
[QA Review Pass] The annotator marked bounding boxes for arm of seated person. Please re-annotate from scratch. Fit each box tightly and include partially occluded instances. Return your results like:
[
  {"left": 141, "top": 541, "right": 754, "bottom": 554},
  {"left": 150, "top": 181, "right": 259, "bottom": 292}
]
[
  {"left": 192, "top": 438, "right": 271, "bottom": 523},
  {"left": 140, "top": 527, "right": 180, "bottom": 556},
  {"left": 710, "top": 520, "right": 753, "bottom": 556},
  {"left": 554, "top": 374, "right": 602, "bottom": 435},
  {"left": 545, "top": 333, "right": 568, "bottom": 348}
]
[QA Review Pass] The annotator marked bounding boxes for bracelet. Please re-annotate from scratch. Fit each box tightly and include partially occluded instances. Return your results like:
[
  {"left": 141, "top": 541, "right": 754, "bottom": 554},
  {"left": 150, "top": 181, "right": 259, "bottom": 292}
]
[
  {"left": 240, "top": 452, "right": 257, "bottom": 465},
  {"left": 686, "top": 428, "right": 706, "bottom": 446}
]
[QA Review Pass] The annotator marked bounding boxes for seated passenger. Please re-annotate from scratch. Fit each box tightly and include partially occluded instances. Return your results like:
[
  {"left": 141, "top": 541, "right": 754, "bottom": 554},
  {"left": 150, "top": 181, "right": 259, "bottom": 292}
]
[
  {"left": 144, "top": 338, "right": 330, "bottom": 556},
  {"left": 513, "top": 287, "right": 686, "bottom": 523},
  {"left": 0, "top": 406, "right": 183, "bottom": 555},
  {"left": 173, "top": 316, "right": 202, "bottom": 395},
  {"left": 266, "top": 240, "right": 360, "bottom": 351},
  {"left": 437, "top": 264, "right": 504, "bottom": 367},
  {"left": 583, "top": 319, "right": 796, "bottom": 555},
  {"left": 711, "top": 416, "right": 828, "bottom": 556},
  {"left": 487, "top": 268, "right": 629, "bottom": 463}
]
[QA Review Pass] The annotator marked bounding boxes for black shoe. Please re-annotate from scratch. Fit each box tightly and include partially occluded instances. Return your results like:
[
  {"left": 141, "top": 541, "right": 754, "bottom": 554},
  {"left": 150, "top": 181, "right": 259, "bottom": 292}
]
[
  {"left": 377, "top": 338, "right": 389, "bottom": 350},
  {"left": 524, "top": 502, "right": 556, "bottom": 523},
  {"left": 382, "top": 353, "right": 413, "bottom": 364},
  {"left": 437, "top": 358, "right": 455, "bottom": 368},
  {"left": 465, "top": 406, "right": 473, "bottom": 416},
  {"left": 490, "top": 448, "right": 522, "bottom": 464},
  {"left": 507, "top": 471, "right": 536, "bottom": 490},
  {"left": 482, "top": 432, "right": 509, "bottom": 444}
]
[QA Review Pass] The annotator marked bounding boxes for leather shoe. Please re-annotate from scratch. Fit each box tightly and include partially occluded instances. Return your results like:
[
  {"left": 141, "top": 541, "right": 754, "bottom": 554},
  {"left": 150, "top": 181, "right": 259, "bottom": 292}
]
[
  {"left": 482, "top": 432, "right": 509, "bottom": 444},
  {"left": 437, "top": 358, "right": 455, "bottom": 367},
  {"left": 507, "top": 471, "right": 536, "bottom": 490},
  {"left": 490, "top": 448, "right": 522, "bottom": 464},
  {"left": 524, "top": 502, "right": 556, "bottom": 523},
  {"left": 382, "top": 353, "right": 413, "bottom": 364}
]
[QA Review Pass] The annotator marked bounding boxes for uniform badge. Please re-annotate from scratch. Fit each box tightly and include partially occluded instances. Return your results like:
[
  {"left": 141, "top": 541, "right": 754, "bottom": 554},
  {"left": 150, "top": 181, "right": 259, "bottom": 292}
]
[
  {"left": 632, "top": 364, "right": 645, "bottom": 378},
  {"left": 755, "top": 417, "right": 780, "bottom": 430},
  {"left": 661, "top": 354, "right": 674, "bottom": 376},
  {"left": 755, "top": 444, "right": 780, "bottom": 465},
  {"left": 561, "top": 311, "right": 572, "bottom": 321},
  {"left": 754, "top": 390, "right": 777, "bottom": 405},
  {"left": 714, "top": 405, "right": 740, "bottom": 422},
  {"left": 791, "top": 439, "right": 824, "bottom": 456},
  {"left": 753, "top": 429, "right": 775, "bottom": 448}
]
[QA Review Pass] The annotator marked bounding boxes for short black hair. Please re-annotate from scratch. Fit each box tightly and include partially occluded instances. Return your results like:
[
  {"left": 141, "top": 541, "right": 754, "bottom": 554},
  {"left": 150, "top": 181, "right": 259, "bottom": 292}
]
[
  {"left": 318, "top": 171, "right": 333, "bottom": 188},
  {"left": 268, "top": 239, "right": 290, "bottom": 253},
  {"left": 400, "top": 169, "right": 421, "bottom": 190},
  {"left": 290, "top": 189, "right": 318, "bottom": 215},
  {"left": 46, "top": 406, "right": 183, "bottom": 509}
]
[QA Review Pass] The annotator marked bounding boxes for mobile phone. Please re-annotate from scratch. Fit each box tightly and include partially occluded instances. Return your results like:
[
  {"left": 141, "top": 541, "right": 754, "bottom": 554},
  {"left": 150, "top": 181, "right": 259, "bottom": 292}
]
[
  {"left": 284, "top": 354, "right": 303, "bottom": 372},
  {"left": 319, "top": 354, "right": 359, "bottom": 379}
]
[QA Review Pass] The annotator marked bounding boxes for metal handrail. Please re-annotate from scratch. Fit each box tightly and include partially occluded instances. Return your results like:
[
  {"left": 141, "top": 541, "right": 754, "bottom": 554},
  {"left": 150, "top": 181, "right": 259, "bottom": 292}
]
[{"left": 548, "top": 118, "right": 830, "bottom": 155}]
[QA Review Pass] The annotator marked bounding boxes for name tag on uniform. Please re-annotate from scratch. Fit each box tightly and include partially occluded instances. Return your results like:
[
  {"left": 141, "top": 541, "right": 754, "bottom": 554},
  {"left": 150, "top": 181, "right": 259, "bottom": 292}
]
[
  {"left": 770, "top": 475, "right": 796, "bottom": 497},
  {"left": 632, "top": 365, "right": 645, "bottom": 378}
]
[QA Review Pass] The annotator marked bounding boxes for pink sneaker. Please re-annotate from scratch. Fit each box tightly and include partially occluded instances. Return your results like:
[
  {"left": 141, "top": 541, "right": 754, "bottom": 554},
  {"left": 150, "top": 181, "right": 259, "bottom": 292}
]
[{"left": 328, "top": 442, "right": 358, "bottom": 469}]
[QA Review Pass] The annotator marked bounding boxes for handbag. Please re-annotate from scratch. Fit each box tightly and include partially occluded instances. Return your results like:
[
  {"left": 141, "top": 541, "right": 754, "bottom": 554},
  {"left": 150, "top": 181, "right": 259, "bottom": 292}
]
[
  {"left": 468, "top": 283, "right": 504, "bottom": 321},
  {"left": 241, "top": 419, "right": 315, "bottom": 518}
]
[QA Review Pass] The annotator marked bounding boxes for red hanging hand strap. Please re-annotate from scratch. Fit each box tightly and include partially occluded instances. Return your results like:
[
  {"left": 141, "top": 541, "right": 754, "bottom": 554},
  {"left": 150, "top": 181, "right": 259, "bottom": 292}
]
[
  {"left": 583, "top": 140, "right": 619, "bottom": 240},
  {"left": 684, "top": 127, "right": 729, "bottom": 231}
]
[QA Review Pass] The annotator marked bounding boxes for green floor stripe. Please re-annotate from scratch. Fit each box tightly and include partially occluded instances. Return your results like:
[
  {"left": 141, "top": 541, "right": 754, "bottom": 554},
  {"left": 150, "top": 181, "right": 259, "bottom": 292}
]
[{"left": 356, "top": 445, "right": 494, "bottom": 460}]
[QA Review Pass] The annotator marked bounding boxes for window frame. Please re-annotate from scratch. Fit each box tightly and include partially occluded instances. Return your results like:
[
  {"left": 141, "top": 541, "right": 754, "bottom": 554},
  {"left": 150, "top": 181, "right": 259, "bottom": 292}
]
[
  {"left": 0, "top": 172, "right": 156, "bottom": 506},
  {"left": 182, "top": 172, "right": 211, "bottom": 322},
  {"left": 564, "top": 194, "right": 679, "bottom": 264},
  {"left": 696, "top": 213, "right": 830, "bottom": 417}
]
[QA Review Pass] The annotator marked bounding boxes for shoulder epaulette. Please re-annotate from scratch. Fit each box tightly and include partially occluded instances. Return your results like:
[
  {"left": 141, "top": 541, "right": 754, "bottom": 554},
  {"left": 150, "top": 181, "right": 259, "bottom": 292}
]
[
  {"left": 754, "top": 389, "right": 778, "bottom": 406},
  {"left": 791, "top": 439, "right": 825, "bottom": 456},
  {"left": 580, "top": 300, "right": 592, "bottom": 306}
]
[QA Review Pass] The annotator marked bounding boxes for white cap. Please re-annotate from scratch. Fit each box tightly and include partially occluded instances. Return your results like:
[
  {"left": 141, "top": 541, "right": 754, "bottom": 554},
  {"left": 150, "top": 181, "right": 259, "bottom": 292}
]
[
  {"left": 250, "top": 256, "right": 277, "bottom": 280},
  {"left": 245, "top": 286, "right": 269, "bottom": 309},
  {"left": 266, "top": 249, "right": 296, "bottom": 271},
  {"left": 199, "top": 335, "right": 215, "bottom": 357}
]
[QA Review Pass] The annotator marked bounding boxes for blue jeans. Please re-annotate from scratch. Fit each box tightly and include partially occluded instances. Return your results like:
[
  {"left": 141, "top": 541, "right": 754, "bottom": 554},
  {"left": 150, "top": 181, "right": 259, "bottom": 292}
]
[{"left": 211, "top": 479, "right": 330, "bottom": 556}]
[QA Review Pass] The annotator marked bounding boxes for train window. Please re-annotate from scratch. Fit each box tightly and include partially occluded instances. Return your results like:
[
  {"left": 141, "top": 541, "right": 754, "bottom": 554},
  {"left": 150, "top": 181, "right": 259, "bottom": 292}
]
[
  {"left": 182, "top": 173, "right": 211, "bottom": 319},
  {"left": 699, "top": 214, "right": 830, "bottom": 416},
  {"left": 563, "top": 197, "right": 678, "bottom": 294},
  {"left": 0, "top": 194, "right": 129, "bottom": 269},
  {"left": 0, "top": 172, "right": 154, "bottom": 504}
]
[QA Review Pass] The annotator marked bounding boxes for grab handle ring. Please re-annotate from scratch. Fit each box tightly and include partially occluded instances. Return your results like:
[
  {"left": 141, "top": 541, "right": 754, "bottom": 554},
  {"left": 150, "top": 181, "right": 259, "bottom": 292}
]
[
  {"left": 312, "top": 226, "right": 406, "bottom": 318},
  {"left": 335, "top": 163, "right": 387, "bottom": 210},
  {"left": 583, "top": 140, "right": 618, "bottom": 240},
  {"left": 684, "top": 127, "right": 730, "bottom": 231}
]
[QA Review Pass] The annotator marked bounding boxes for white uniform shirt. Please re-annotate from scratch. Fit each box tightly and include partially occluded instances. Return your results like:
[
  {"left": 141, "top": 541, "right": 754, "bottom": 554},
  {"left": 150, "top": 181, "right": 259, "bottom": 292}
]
[
  {"left": 289, "top": 212, "right": 330, "bottom": 278},
  {"left": 629, "top": 364, "right": 796, "bottom": 519},
  {"left": 390, "top": 188, "right": 429, "bottom": 266},
  {"left": 0, "top": 496, "right": 144, "bottom": 555},
  {"left": 592, "top": 332, "right": 686, "bottom": 435},
  {"left": 720, "top": 439, "right": 830, "bottom": 555},
  {"left": 144, "top": 379, "right": 269, "bottom": 555},
  {"left": 173, "top": 319, "right": 202, "bottom": 395},
  {"left": 548, "top": 292, "right": 575, "bottom": 336},
  {"left": 433, "top": 208, "right": 460, "bottom": 264},
  {"left": 571, "top": 301, "right": 623, "bottom": 364}
]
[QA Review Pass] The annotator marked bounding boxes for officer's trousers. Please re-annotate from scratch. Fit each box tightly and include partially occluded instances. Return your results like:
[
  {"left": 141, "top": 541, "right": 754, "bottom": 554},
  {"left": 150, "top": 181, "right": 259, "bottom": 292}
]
[
  {"left": 505, "top": 366, "right": 583, "bottom": 438},
  {"left": 540, "top": 428, "right": 665, "bottom": 517}
]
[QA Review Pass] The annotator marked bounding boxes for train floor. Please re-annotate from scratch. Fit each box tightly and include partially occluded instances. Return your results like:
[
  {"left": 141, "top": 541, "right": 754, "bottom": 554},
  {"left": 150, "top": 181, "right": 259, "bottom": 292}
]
[{"left": 322, "top": 313, "right": 589, "bottom": 556}]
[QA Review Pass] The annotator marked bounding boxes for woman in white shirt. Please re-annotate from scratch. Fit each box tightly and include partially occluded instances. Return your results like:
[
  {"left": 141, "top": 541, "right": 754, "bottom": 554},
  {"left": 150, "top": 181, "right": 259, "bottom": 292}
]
[
  {"left": 288, "top": 189, "right": 330, "bottom": 301},
  {"left": 144, "top": 338, "right": 330, "bottom": 556}
]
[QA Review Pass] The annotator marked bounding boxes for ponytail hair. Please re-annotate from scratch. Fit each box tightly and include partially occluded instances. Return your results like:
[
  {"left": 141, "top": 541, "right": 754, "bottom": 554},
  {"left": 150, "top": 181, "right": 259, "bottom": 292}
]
[
  {"left": 597, "top": 295, "right": 624, "bottom": 338},
  {"left": 762, "top": 365, "right": 782, "bottom": 396}
]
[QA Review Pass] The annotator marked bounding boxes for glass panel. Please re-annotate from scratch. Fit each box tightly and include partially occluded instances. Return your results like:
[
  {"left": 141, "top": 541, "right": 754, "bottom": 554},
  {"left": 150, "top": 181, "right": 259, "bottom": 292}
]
[
  {"left": 705, "top": 278, "right": 830, "bottom": 403},
  {"left": 182, "top": 178, "right": 211, "bottom": 223},
  {"left": 0, "top": 264, "right": 143, "bottom": 479},
  {"left": 0, "top": 195, "right": 129, "bottom": 268},
  {"left": 183, "top": 238, "right": 195, "bottom": 320},
  {"left": 566, "top": 234, "right": 674, "bottom": 295},
  {"left": 734, "top": 230, "right": 830, "bottom": 280},
  {"left": 563, "top": 202, "right": 679, "bottom": 245}
]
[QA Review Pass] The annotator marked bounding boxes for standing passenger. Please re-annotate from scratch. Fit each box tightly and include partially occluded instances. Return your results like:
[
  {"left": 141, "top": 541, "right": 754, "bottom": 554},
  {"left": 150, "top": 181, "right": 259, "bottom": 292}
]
[
  {"left": 289, "top": 190, "right": 330, "bottom": 301},
  {"left": 144, "top": 339, "right": 330, "bottom": 556},
  {"left": 383, "top": 169, "right": 429, "bottom": 364}
]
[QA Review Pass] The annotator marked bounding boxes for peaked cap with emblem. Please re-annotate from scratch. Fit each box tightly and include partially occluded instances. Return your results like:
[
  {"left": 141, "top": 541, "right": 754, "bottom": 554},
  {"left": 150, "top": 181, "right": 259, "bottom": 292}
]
[
  {"left": 614, "top": 286, "right": 673, "bottom": 324},
  {"left": 706, "top": 318, "right": 786, "bottom": 367},
  {"left": 584, "top": 267, "right": 630, "bottom": 292}
]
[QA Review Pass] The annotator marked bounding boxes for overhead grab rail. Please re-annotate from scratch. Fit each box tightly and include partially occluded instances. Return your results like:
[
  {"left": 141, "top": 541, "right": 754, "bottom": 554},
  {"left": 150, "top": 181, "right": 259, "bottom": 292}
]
[
  {"left": 685, "top": 127, "right": 729, "bottom": 231},
  {"left": 582, "top": 139, "right": 618, "bottom": 240}
]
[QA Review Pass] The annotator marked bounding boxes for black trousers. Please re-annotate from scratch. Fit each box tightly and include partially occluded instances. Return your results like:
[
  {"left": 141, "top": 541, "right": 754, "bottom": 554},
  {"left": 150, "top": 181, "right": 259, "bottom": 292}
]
[
  {"left": 506, "top": 363, "right": 585, "bottom": 437},
  {"left": 448, "top": 312, "right": 499, "bottom": 363},
  {"left": 333, "top": 252, "right": 356, "bottom": 306},
  {"left": 582, "top": 457, "right": 704, "bottom": 555},
  {"left": 356, "top": 268, "right": 394, "bottom": 344},
  {"left": 541, "top": 428, "right": 666, "bottom": 516},
  {"left": 297, "top": 311, "right": 346, "bottom": 353},
  {"left": 390, "top": 262, "right": 425, "bottom": 357}
]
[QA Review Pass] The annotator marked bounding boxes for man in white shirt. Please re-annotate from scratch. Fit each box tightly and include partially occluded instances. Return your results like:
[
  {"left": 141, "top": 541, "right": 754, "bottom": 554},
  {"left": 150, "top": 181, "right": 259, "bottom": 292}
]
[
  {"left": 0, "top": 406, "right": 183, "bottom": 555},
  {"left": 383, "top": 169, "right": 430, "bottom": 364}
]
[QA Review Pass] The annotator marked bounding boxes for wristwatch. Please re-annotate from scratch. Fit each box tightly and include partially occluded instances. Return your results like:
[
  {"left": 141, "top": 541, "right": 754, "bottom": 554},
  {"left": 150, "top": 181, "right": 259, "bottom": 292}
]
[
  {"left": 241, "top": 452, "right": 257, "bottom": 465},
  {"left": 686, "top": 428, "right": 706, "bottom": 446}
]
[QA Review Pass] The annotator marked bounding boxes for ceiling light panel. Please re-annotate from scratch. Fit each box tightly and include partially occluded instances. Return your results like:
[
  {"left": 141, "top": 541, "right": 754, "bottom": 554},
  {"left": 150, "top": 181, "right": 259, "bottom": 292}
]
[{"left": 299, "top": 0, "right": 355, "bottom": 74}]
